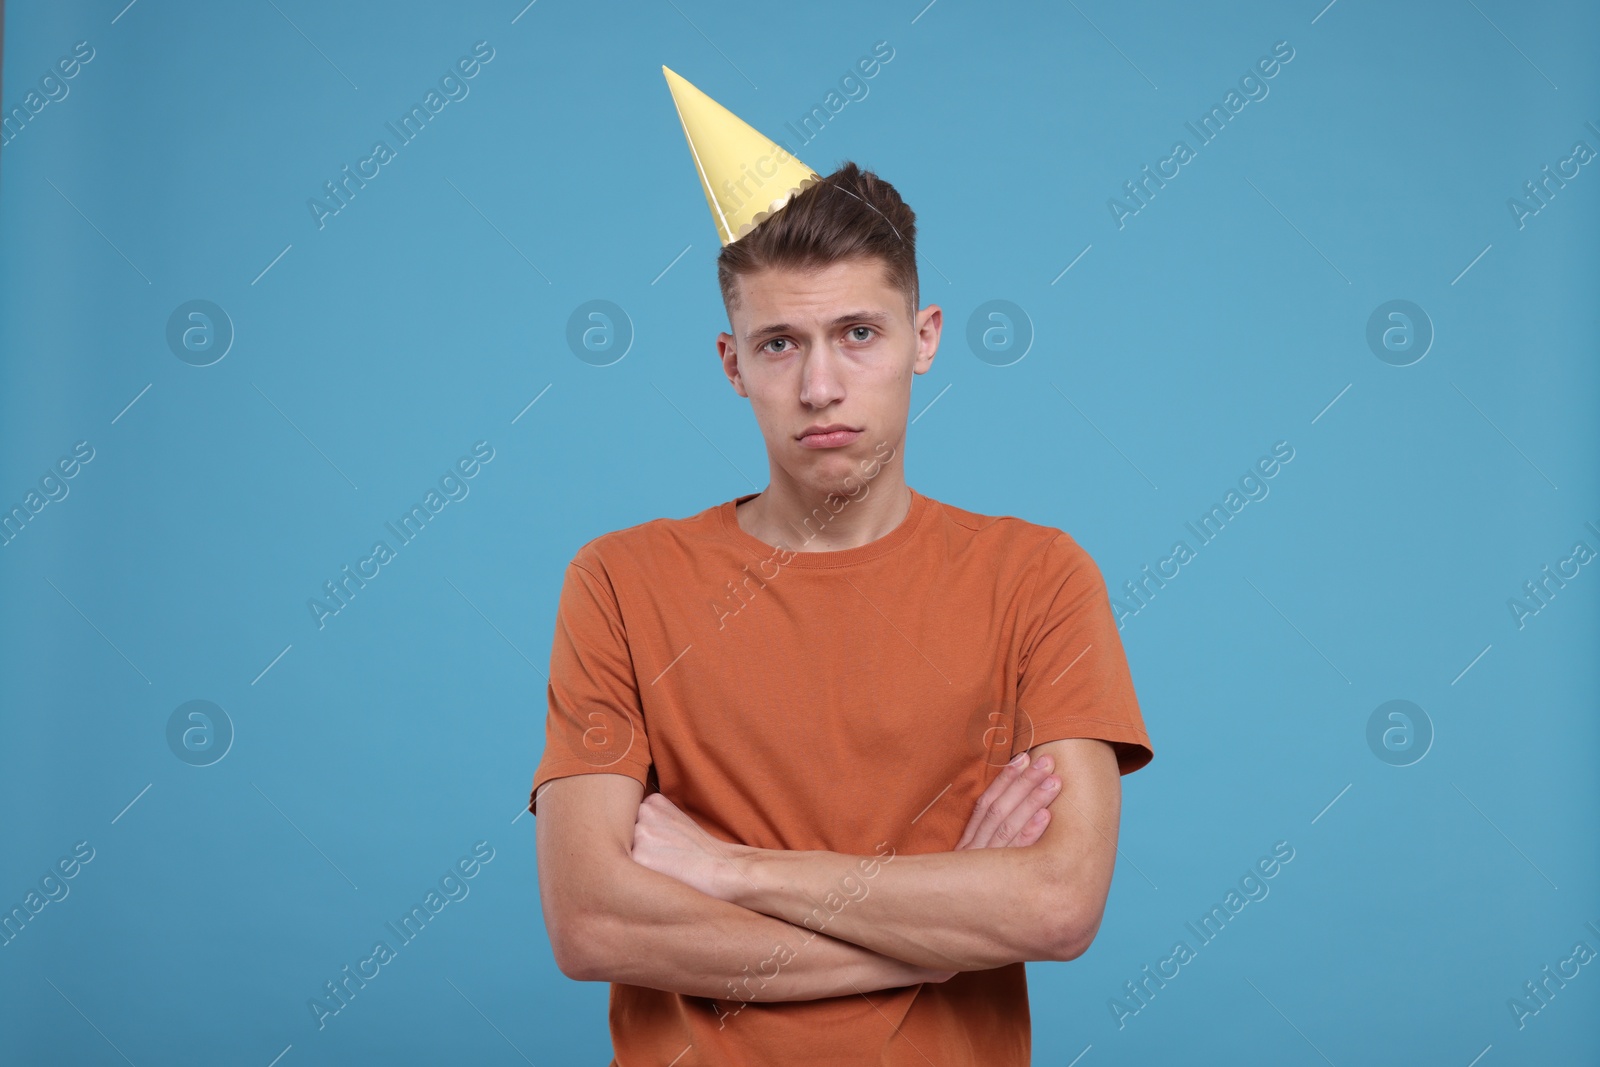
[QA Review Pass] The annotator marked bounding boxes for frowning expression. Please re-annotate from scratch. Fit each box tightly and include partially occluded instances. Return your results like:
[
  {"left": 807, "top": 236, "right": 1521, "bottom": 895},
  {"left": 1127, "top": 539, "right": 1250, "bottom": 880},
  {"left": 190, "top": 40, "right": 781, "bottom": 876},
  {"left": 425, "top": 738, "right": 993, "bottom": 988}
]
[{"left": 718, "top": 256, "right": 940, "bottom": 486}]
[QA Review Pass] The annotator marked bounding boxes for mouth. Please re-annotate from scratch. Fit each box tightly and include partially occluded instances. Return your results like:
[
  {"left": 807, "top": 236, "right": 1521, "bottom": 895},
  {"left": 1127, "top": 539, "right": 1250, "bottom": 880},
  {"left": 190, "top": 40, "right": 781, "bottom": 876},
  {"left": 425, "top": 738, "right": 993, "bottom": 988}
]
[{"left": 797, "top": 424, "right": 863, "bottom": 449}]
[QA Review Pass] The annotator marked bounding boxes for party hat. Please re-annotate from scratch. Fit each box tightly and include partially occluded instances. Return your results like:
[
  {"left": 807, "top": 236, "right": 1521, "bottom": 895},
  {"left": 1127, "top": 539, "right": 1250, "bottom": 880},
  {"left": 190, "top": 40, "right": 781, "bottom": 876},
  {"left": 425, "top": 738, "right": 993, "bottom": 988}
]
[{"left": 662, "top": 66, "right": 822, "bottom": 245}]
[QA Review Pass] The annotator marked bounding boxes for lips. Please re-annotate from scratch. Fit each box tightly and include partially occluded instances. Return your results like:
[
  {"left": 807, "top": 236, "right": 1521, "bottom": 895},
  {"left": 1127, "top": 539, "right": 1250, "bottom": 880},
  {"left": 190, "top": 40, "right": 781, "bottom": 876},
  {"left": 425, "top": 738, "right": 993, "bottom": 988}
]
[
  {"left": 798, "top": 423, "right": 861, "bottom": 439},
  {"left": 797, "top": 426, "right": 863, "bottom": 449}
]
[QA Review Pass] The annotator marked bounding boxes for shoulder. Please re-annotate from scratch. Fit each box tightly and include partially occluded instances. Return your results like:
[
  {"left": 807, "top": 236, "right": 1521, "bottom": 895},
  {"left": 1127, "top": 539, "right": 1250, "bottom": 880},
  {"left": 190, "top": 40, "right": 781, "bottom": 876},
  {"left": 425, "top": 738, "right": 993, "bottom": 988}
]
[
  {"left": 567, "top": 498, "right": 726, "bottom": 577},
  {"left": 921, "top": 492, "right": 1101, "bottom": 580}
]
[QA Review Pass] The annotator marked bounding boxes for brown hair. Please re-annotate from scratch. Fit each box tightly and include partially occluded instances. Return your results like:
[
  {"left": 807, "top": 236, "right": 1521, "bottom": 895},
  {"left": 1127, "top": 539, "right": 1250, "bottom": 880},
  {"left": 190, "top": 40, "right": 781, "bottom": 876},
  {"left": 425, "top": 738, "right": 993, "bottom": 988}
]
[{"left": 717, "top": 160, "right": 919, "bottom": 324}]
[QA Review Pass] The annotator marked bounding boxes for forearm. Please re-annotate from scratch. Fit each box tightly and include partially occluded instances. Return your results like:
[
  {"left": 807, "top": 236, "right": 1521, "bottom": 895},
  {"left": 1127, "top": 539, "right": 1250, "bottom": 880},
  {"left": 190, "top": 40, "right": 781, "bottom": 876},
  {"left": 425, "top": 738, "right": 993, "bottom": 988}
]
[
  {"left": 568, "top": 859, "right": 946, "bottom": 1001},
  {"left": 728, "top": 844, "right": 1074, "bottom": 972}
]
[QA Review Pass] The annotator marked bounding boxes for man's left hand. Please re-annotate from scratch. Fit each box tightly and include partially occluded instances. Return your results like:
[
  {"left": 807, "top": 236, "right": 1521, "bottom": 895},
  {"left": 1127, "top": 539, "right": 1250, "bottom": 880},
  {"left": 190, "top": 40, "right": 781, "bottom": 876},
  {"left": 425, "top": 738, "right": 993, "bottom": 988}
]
[{"left": 630, "top": 792, "right": 748, "bottom": 902}]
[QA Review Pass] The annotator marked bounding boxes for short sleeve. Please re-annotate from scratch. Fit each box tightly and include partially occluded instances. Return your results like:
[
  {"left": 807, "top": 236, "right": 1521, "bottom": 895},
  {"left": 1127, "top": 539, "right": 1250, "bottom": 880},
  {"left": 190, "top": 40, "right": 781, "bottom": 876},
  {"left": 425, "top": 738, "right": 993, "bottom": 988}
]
[
  {"left": 1015, "top": 532, "right": 1153, "bottom": 775},
  {"left": 528, "top": 549, "right": 653, "bottom": 815}
]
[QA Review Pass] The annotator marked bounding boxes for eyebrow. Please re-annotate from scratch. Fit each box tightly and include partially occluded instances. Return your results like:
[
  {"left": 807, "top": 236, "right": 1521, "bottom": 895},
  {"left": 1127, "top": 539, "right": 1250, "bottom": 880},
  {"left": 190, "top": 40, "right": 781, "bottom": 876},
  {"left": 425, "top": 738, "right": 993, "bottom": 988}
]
[{"left": 746, "top": 310, "right": 892, "bottom": 344}]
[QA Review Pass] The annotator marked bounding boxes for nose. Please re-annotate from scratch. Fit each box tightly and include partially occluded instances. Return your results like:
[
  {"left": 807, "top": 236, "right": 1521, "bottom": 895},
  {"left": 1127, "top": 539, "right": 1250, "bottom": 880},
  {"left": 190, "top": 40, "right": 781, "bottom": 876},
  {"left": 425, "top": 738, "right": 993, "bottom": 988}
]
[{"left": 798, "top": 346, "right": 846, "bottom": 410}]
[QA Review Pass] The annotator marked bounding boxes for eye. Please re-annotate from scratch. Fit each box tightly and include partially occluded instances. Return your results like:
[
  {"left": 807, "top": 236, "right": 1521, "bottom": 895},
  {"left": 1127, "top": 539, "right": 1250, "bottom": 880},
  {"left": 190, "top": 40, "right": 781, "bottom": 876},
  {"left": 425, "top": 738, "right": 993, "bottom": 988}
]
[
  {"left": 848, "top": 326, "right": 876, "bottom": 342},
  {"left": 761, "top": 338, "right": 792, "bottom": 354}
]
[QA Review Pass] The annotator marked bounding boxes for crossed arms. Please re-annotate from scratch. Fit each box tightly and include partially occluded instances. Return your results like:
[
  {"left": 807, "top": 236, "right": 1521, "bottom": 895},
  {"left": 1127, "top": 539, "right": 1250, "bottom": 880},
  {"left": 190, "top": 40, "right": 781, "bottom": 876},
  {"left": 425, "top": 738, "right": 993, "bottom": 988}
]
[{"left": 535, "top": 735, "right": 1124, "bottom": 1003}]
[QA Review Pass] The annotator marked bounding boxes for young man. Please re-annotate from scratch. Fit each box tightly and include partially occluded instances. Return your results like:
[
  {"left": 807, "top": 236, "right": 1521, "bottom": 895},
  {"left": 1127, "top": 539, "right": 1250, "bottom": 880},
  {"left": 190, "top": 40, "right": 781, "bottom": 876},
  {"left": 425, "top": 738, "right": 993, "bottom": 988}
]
[{"left": 527, "top": 69, "right": 1154, "bottom": 1065}]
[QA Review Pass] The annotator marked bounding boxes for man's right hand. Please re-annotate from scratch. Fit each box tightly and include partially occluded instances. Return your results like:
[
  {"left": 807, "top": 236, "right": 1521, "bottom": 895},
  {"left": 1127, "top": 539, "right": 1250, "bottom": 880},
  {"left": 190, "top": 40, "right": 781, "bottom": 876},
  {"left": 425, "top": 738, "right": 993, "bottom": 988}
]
[
  {"left": 954, "top": 752, "right": 1060, "bottom": 851},
  {"left": 911, "top": 752, "right": 1063, "bottom": 985}
]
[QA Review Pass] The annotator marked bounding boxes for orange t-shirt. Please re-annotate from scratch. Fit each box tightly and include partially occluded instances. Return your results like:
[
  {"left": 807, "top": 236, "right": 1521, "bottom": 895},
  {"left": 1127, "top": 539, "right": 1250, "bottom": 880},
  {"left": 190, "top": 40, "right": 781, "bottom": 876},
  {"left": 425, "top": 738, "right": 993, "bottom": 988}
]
[{"left": 529, "top": 485, "right": 1154, "bottom": 1066}]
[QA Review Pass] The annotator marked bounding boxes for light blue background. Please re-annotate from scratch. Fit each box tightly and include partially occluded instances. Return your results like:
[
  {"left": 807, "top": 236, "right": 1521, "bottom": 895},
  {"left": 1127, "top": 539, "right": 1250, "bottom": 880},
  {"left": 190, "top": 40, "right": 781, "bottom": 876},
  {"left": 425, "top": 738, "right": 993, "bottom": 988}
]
[{"left": 2, "top": 0, "right": 1596, "bottom": 1064}]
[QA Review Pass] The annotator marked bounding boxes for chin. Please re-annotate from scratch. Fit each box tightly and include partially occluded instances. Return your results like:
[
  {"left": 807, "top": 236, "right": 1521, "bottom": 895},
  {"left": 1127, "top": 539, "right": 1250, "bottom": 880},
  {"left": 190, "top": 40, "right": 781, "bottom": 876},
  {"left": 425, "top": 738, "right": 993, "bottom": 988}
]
[
  {"left": 814, "top": 459, "right": 873, "bottom": 494},
  {"left": 798, "top": 446, "right": 861, "bottom": 472}
]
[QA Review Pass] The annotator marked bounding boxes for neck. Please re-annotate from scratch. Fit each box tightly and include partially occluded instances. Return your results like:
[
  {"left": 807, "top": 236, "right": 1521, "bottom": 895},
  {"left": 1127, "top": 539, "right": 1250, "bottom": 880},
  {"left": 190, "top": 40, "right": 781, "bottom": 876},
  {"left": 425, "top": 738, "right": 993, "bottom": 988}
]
[{"left": 738, "top": 450, "right": 909, "bottom": 553}]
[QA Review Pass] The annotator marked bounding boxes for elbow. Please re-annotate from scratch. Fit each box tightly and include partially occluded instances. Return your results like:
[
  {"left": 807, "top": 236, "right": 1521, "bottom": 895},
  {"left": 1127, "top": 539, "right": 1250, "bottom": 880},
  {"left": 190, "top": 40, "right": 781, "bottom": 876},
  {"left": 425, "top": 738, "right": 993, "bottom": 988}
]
[
  {"left": 553, "top": 946, "right": 597, "bottom": 982},
  {"left": 1034, "top": 913, "right": 1078, "bottom": 963},
  {"left": 549, "top": 932, "right": 595, "bottom": 981},
  {"left": 548, "top": 912, "right": 606, "bottom": 982},
  {"left": 1035, "top": 888, "right": 1105, "bottom": 963},
  {"left": 1048, "top": 914, "right": 1098, "bottom": 962},
  {"left": 1026, "top": 850, "right": 1112, "bottom": 962}
]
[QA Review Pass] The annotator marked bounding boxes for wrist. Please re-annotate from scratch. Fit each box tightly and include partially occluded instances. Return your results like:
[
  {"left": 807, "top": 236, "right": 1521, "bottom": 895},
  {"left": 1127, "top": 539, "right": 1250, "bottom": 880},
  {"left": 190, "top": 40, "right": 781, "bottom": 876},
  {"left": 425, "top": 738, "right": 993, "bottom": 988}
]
[
  {"left": 724, "top": 848, "right": 832, "bottom": 926},
  {"left": 719, "top": 843, "right": 767, "bottom": 907}
]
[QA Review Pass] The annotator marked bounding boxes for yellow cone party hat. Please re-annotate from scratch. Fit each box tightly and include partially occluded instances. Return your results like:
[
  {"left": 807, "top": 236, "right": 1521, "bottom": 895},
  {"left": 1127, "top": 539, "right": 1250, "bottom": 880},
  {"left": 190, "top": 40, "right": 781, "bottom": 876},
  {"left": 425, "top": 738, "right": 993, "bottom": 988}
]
[{"left": 662, "top": 66, "right": 822, "bottom": 245}]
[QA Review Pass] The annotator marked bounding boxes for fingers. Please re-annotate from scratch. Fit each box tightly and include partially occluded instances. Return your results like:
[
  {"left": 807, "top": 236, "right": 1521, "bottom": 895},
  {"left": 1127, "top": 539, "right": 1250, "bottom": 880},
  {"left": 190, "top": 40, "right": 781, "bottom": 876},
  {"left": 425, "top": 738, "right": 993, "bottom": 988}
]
[
  {"left": 1008, "top": 805, "right": 1051, "bottom": 848},
  {"left": 631, "top": 794, "right": 694, "bottom": 851},
  {"left": 959, "top": 752, "right": 1061, "bottom": 850},
  {"left": 988, "top": 761, "right": 1060, "bottom": 848},
  {"left": 956, "top": 752, "right": 1030, "bottom": 850},
  {"left": 640, "top": 792, "right": 676, "bottom": 814},
  {"left": 984, "top": 806, "right": 1051, "bottom": 850}
]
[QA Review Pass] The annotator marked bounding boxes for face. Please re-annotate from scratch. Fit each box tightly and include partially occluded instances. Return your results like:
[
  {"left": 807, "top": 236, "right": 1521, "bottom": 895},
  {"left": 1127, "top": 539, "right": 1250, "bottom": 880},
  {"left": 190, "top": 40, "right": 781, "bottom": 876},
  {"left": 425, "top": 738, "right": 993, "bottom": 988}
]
[{"left": 717, "top": 256, "right": 940, "bottom": 496}]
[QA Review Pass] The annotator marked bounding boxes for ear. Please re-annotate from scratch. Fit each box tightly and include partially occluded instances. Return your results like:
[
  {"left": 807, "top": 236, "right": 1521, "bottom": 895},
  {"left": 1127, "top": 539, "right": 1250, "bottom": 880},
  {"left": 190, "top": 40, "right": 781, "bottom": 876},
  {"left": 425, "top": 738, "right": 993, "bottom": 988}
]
[
  {"left": 717, "top": 332, "right": 749, "bottom": 397},
  {"left": 913, "top": 305, "right": 942, "bottom": 376}
]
